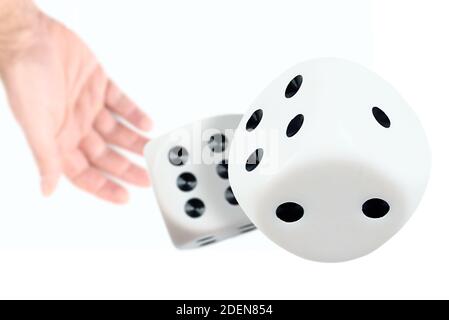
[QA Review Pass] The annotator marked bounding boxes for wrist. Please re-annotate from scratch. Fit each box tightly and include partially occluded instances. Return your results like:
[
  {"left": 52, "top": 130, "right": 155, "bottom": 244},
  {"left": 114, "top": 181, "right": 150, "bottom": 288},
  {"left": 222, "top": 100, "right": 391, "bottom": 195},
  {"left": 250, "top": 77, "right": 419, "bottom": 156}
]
[{"left": 0, "top": 0, "right": 42, "bottom": 68}]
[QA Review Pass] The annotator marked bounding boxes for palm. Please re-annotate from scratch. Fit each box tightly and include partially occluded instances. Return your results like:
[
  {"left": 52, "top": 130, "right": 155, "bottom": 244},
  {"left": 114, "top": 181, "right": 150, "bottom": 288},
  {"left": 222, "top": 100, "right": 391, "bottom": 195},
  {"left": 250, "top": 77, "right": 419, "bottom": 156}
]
[{"left": 1, "top": 17, "right": 151, "bottom": 203}]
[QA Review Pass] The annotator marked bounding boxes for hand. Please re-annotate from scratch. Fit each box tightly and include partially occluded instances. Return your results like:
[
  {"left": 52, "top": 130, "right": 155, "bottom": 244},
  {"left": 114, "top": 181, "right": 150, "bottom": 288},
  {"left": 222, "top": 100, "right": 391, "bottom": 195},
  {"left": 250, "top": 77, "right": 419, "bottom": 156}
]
[{"left": 0, "top": 9, "right": 152, "bottom": 204}]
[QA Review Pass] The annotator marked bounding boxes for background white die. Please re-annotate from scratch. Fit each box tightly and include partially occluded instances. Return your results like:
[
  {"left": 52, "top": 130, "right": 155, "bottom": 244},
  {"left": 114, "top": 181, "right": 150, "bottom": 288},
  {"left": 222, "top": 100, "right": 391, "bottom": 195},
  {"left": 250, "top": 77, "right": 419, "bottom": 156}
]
[
  {"left": 144, "top": 114, "right": 255, "bottom": 249},
  {"left": 228, "top": 58, "right": 431, "bottom": 262}
]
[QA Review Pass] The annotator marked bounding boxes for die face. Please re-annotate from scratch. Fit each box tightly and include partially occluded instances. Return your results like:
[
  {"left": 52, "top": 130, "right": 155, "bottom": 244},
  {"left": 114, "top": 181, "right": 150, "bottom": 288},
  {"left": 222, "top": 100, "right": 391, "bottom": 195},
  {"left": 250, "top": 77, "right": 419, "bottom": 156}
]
[
  {"left": 228, "top": 58, "right": 431, "bottom": 262},
  {"left": 145, "top": 114, "right": 254, "bottom": 249},
  {"left": 240, "top": 160, "right": 408, "bottom": 262}
]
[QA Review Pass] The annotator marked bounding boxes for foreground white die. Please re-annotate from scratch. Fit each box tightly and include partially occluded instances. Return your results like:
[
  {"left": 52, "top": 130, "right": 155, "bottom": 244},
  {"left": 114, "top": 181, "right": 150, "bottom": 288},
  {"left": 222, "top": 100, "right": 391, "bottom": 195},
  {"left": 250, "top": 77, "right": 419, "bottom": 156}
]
[
  {"left": 228, "top": 58, "right": 431, "bottom": 262},
  {"left": 144, "top": 114, "right": 255, "bottom": 249}
]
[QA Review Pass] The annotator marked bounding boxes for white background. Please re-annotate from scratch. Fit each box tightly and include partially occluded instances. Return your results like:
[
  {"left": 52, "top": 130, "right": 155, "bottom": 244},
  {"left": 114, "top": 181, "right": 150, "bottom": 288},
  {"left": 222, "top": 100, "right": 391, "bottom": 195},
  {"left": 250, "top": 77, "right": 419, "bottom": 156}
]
[{"left": 0, "top": 0, "right": 447, "bottom": 299}]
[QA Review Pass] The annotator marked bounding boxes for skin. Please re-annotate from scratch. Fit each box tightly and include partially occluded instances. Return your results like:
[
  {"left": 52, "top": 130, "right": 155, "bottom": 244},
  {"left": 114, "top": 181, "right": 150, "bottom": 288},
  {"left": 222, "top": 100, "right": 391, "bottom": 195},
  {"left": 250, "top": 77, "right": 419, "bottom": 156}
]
[{"left": 0, "top": 1, "right": 152, "bottom": 204}]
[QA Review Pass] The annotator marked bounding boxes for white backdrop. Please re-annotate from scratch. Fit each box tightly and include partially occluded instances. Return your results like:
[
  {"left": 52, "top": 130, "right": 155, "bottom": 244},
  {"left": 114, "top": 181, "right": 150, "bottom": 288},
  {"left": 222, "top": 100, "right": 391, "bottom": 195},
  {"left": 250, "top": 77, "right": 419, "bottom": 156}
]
[{"left": 0, "top": 0, "right": 447, "bottom": 299}]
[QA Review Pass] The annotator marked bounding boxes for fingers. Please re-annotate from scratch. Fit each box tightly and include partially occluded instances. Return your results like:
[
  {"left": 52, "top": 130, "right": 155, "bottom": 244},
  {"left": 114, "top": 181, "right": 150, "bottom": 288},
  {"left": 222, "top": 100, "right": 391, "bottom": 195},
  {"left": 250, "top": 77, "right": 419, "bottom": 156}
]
[
  {"left": 73, "top": 66, "right": 109, "bottom": 135},
  {"left": 80, "top": 131, "right": 150, "bottom": 187},
  {"left": 94, "top": 109, "right": 149, "bottom": 155},
  {"left": 63, "top": 149, "right": 129, "bottom": 204},
  {"left": 105, "top": 80, "right": 152, "bottom": 131}
]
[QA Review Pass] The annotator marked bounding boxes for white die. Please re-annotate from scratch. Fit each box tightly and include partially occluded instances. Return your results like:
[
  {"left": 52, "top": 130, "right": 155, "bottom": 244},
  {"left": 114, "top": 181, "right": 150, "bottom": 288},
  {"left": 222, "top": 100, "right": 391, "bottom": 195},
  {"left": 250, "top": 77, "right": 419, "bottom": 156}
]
[
  {"left": 144, "top": 114, "right": 255, "bottom": 249},
  {"left": 228, "top": 58, "right": 431, "bottom": 262}
]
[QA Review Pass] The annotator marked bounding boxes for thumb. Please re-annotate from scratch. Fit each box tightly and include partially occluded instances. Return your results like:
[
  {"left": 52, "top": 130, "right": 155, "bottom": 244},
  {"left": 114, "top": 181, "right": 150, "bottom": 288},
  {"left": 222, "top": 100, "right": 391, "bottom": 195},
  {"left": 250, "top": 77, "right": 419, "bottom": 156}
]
[
  {"left": 23, "top": 122, "right": 62, "bottom": 197},
  {"left": 2, "top": 71, "right": 63, "bottom": 197}
]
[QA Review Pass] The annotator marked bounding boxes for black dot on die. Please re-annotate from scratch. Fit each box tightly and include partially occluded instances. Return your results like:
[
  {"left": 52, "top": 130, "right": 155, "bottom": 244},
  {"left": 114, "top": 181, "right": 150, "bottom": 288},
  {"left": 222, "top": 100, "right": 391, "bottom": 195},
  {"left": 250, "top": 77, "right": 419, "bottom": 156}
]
[
  {"left": 216, "top": 160, "right": 229, "bottom": 179},
  {"left": 286, "top": 114, "right": 305, "bottom": 137},
  {"left": 276, "top": 202, "right": 304, "bottom": 223},
  {"left": 185, "top": 198, "right": 205, "bottom": 218},
  {"left": 199, "top": 239, "right": 217, "bottom": 247},
  {"left": 208, "top": 134, "right": 227, "bottom": 153},
  {"left": 246, "top": 109, "right": 263, "bottom": 132},
  {"left": 372, "top": 107, "right": 391, "bottom": 128},
  {"left": 176, "top": 172, "right": 197, "bottom": 192},
  {"left": 168, "top": 146, "right": 188, "bottom": 166},
  {"left": 225, "top": 187, "right": 239, "bottom": 206},
  {"left": 362, "top": 198, "right": 390, "bottom": 219},
  {"left": 245, "top": 148, "right": 264, "bottom": 172},
  {"left": 285, "top": 75, "right": 303, "bottom": 98}
]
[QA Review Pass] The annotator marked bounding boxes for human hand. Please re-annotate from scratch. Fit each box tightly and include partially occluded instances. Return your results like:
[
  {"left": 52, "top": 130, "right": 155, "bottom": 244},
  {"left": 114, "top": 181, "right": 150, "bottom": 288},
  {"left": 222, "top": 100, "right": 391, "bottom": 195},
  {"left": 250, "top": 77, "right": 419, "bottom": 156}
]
[{"left": 0, "top": 5, "right": 152, "bottom": 204}]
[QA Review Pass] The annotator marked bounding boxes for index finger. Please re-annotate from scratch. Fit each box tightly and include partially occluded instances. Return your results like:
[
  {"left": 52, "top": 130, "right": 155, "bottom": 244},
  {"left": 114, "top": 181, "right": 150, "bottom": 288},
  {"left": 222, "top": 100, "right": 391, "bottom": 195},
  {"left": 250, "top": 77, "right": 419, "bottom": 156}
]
[{"left": 105, "top": 80, "right": 153, "bottom": 131}]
